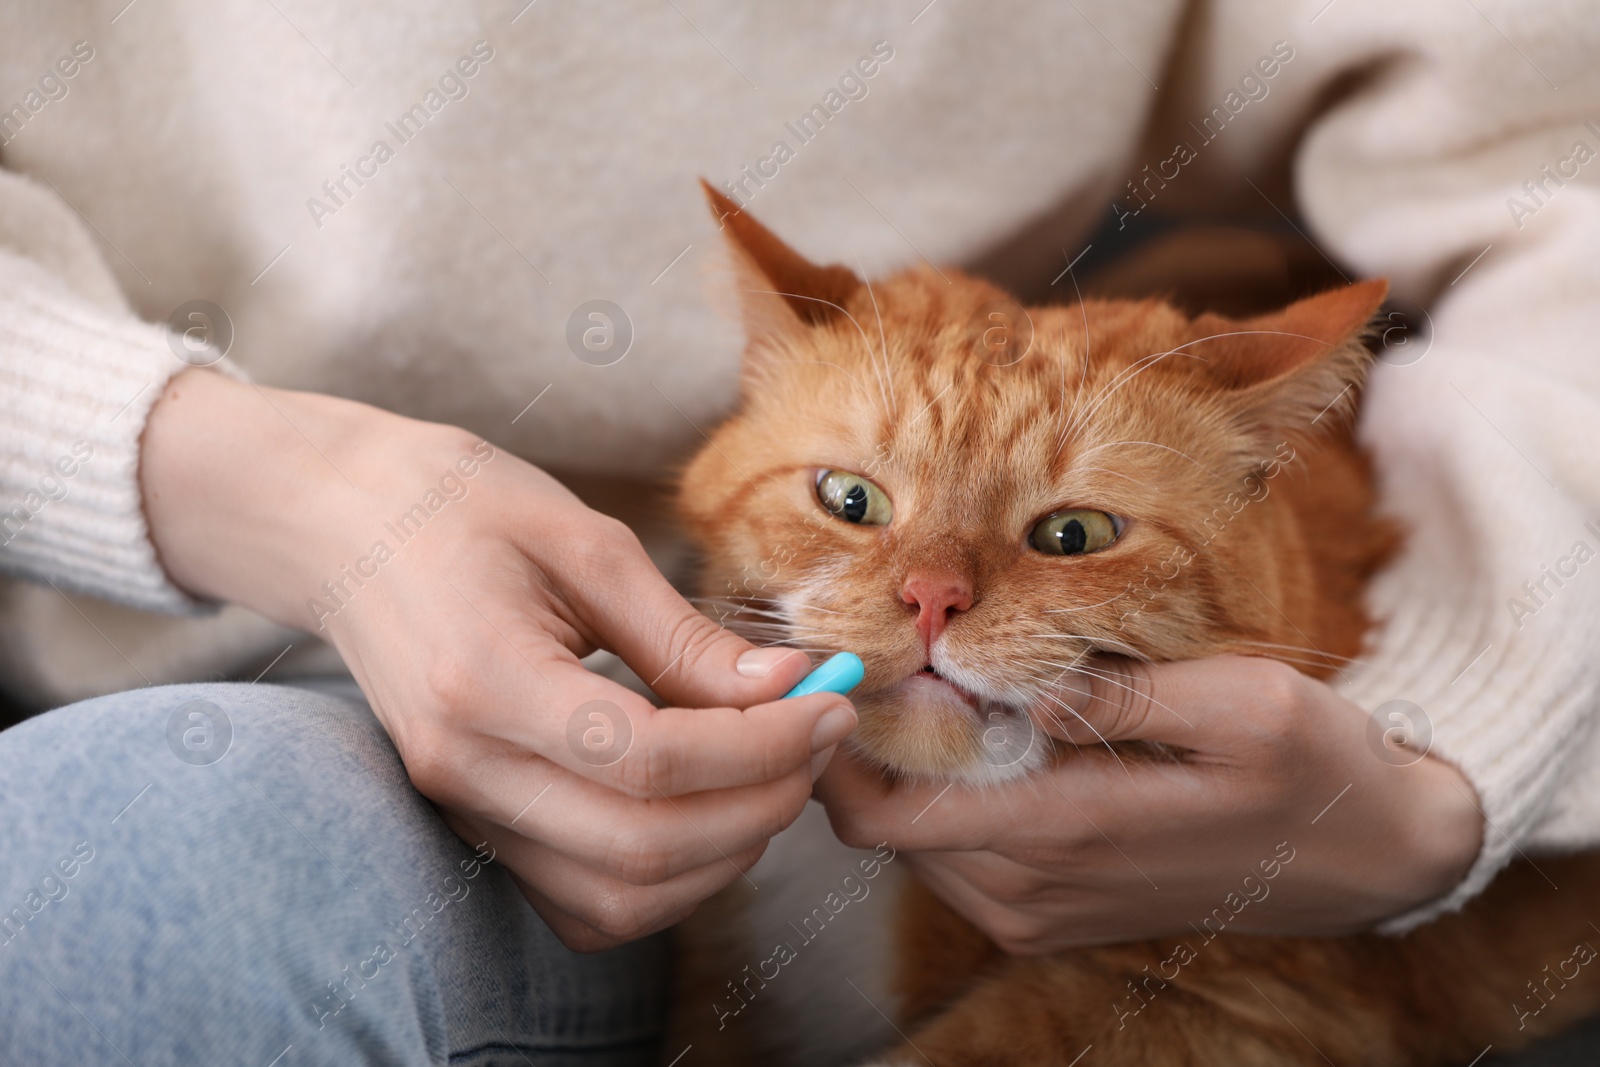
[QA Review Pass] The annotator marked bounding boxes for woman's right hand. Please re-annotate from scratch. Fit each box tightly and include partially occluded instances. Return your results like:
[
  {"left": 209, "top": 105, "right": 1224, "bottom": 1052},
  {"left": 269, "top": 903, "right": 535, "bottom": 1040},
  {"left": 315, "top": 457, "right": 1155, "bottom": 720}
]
[{"left": 141, "top": 369, "right": 857, "bottom": 950}]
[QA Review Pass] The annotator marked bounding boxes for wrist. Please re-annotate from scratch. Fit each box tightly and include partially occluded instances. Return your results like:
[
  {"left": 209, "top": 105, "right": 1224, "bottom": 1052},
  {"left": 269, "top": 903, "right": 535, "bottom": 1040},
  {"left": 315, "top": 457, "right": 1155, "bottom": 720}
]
[
  {"left": 1387, "top": 752, "right": 1484, "bottom": 913},
  {"left": 139, "top": 369, "right": 419, "bottom": 627}
]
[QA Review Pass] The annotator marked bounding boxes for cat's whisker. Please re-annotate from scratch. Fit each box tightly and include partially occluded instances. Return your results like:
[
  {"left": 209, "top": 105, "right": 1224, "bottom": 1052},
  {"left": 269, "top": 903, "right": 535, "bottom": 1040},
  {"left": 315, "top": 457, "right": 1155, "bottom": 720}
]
[
  {"left": 1041, "top": 660, "right": 1196, "bottom": 731},
  {"left": 1237, "top": 652, "right": 1356, "bottom": 673},
  {"left": 854, "top": 250, "right": 898, "bottom": 418},
  {"left": 1065, "top": 347, "right": 1197, "bottom": 439},
  {"left": 1068, "top": 464, "right": 1159, "bottom": 488},
  {"left": 1064, "top": 347, "right": 1207, "bottom": 446},
  {"left": 688, "top": 595, "right": 784, "bottom": 610},
  {"left": 1058, "top": 353, "right": 1160, "bottom": 447},
  {"left": 1045, "top": 590, "right": 1129, "bottom": 613},
  {"left": 1026, "top": 632, "right": 1148, "bottom": 659},
  {"left": 1030, "top": 639, "right": 1145, "bottom": 771},
  {"left": 1038, "top": 644, "right": 1095, "bottom": 684},
  {"left": 722, "top": 621, "right": 837, "bottom": 636},
  {"left": 1228, "top": 646, "right": 1351, "bottom": 667},
  {"left": 689, "top": 597, "right": 821, "bottom": 624},
  {"left": 702, "top": 608, "right": 809, "bottom": 624},
  {"left": 744, "top": 287, "right": 893, "bottom": 421},
  {"left": 701, "top": 614, "right": 805, "bottom": 630},
  {"left": 1221, "top": 648, "right": 1365, "bottom": 674},
  {"left": 1033, "top": 689, "right": 1136, "bottom": 782},
  {"left": 1051, "top": 284, "right": 1091, "bottom": 456},
  {"left": 1159, "top": 327, "right": 1340, "bottom": 358},
  {"left": 1227, "top": 639, "right": 1359, "bottom": 663},
  {"left": 750, "top": 644, "right": 842, "bottom": 654},
  {"left": 789, "top": 603, "right": 849, "bottom": 616},
  {"left": 1062, "top": 327, "right": 1344, "bottom": 454},
  {"left": 728, "top": 631, "right": 841, "bottom": 645},
  {"left": 696, "top": 606, "right": 793, "bottom": 623},
  {"left": 1070, "top": 439, "right": 1224, "bottom": 482}
]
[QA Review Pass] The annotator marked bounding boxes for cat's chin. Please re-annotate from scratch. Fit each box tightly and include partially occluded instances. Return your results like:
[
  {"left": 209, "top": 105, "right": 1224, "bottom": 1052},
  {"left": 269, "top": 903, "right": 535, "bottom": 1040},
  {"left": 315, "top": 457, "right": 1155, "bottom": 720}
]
[
  {"left": 898, "top": 670, "right": 983, "bottom": 714},
  {"left": 848, "top": 673, "right": 1051, "bottom": 786}
]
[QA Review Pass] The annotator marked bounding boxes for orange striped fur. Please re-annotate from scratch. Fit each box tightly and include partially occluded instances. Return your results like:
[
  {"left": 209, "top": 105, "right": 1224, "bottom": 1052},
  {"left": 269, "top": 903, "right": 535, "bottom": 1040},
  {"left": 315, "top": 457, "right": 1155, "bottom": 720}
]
[{"left": 672, "top": 185, "right": 1600, "bottom": 1065}]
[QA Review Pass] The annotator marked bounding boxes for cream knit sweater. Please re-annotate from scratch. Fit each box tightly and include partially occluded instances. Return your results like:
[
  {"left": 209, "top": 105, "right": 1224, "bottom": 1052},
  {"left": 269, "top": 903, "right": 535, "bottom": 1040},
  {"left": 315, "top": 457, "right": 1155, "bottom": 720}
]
[{"left": 1, "top": 0, "right": 1597, "bottom": 931}]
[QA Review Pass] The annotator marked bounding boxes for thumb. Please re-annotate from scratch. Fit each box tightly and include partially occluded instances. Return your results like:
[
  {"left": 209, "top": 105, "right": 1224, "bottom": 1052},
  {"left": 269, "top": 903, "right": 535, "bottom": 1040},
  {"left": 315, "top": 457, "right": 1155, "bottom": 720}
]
[
  {"left": 1029, "top": 657, "right": 1197, "bottom": 746},
  {"left": 563, "top": 528, "right": 813, "bottom": 709}
]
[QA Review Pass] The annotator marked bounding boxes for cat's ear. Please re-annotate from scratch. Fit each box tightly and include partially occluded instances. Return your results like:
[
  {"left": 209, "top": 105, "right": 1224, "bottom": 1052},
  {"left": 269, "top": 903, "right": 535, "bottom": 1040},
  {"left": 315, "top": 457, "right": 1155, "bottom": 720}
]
[
  {"left": 1190, "top": 278, "right": 1388, "bottom": 432},
  {"left": 701, "top": 180, "right": 862, "bottom": 348}
]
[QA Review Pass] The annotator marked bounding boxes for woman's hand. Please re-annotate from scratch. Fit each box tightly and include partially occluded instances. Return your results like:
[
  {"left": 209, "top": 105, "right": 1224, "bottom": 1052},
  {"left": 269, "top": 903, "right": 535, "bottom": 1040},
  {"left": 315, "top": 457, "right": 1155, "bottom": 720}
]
[
  {"left": 813, "top": 655, "right": 1482, "bottom": 954},
  {"left": 141, "top": 369, "right": 857, "bottom": 950}
]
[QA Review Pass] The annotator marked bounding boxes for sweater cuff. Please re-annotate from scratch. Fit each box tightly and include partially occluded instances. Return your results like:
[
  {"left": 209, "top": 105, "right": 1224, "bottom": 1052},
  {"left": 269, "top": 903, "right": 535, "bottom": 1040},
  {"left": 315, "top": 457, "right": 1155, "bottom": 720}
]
[
  {"left": 1345, "top": 580, "right": 1596, "bottom": 935},
  {"left": 0, "top": 251, "right": 242, "bottom": 614},
  {"left": 1338, "top": 354, "right": 1600, "bottom": 934}
]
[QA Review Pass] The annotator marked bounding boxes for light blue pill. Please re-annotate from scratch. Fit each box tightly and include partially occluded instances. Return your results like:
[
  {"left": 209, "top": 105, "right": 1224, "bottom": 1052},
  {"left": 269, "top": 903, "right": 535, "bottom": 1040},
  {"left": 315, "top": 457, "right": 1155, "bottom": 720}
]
[{"left": 783, "top": 652, "right": 865, "bottom": 699}]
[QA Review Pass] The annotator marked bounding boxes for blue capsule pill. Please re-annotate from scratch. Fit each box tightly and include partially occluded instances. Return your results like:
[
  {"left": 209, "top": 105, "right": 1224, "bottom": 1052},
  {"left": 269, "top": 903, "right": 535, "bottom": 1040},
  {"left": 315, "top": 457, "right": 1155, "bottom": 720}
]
[{"left": 783, "top": 652, "right": 865, "bottom": 699}]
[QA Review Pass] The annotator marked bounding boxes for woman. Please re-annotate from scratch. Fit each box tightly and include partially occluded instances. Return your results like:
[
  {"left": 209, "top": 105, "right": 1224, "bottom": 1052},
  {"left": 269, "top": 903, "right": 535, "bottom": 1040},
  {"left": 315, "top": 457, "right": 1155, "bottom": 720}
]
[{"left": 2, "top": 2, "right": 1597, "bottom": 1062}]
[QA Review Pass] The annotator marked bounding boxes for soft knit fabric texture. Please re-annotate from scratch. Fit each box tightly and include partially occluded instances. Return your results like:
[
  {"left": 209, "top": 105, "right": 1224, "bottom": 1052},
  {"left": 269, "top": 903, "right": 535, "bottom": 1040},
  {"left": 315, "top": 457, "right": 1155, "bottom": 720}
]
[
  {"left": 1, "top": 1, "right": 1597, "bottom": 932},
  {"left": 0, "top": 173, "right": 200, "bottom": 614}
]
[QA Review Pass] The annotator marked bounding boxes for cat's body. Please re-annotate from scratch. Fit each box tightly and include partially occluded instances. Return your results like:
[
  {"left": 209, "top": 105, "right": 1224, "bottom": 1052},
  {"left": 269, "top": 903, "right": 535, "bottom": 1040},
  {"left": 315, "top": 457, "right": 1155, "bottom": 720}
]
[{"left": 669, "top": 186, "right": 1600, "bottom": 1065}]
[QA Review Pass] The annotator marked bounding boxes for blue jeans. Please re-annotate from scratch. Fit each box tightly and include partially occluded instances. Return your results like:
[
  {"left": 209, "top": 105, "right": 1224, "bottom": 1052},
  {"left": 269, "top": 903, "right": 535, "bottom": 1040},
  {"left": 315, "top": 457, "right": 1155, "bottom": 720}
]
[
  {"left": 5, "top": 682, "right": 1597, "bottom": 1067},
  {"left": 0, "top": 681, "right": 669, "bottom": 1067}
]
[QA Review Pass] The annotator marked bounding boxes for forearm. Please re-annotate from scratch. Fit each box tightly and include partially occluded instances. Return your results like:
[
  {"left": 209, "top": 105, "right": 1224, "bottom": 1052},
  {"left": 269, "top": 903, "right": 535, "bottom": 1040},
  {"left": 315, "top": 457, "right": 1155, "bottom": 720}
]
[
  {"left": 1284, "top": 11, "right": 1600, "bottom": 927},
  {"left": 139, "top": 368, "right": 466, "bottom": 632}
]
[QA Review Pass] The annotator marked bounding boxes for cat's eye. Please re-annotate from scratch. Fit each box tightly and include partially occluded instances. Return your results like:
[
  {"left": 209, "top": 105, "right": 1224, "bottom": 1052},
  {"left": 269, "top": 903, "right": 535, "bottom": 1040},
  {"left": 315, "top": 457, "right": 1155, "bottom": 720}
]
[
  {"left": 816, "top": 470, "right": 892, "bottom": 525},
  {"left": 1030, "top": 509, "right": 1119, "bottom": 556}
]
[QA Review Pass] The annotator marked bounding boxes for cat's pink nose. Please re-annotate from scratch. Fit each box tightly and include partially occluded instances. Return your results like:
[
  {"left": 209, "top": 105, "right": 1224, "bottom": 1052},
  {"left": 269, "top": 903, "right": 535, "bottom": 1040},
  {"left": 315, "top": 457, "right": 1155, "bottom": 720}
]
[{"left": 901, "top": 570, "right": 974, "bottom": 650}]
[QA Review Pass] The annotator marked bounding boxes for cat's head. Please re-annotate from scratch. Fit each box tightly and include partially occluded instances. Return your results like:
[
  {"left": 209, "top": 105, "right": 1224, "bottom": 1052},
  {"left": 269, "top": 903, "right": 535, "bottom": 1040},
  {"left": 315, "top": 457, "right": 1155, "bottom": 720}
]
[{"left": 680, "top": 185, "right": 1391, "bottom": 784}]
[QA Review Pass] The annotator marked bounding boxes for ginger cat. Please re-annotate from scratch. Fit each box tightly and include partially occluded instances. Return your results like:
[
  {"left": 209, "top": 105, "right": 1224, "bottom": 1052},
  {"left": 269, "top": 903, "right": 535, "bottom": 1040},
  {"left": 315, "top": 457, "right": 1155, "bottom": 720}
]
[{"left": 669, "top": 184, "right": 1600, "bottom": 1066}]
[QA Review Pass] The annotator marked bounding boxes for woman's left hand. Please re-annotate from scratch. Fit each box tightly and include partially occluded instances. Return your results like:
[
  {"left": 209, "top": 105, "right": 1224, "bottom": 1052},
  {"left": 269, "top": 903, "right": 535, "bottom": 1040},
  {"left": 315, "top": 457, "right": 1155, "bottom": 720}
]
[{"left": 812, "top": 655, "right": 1482, "bottom": 955}]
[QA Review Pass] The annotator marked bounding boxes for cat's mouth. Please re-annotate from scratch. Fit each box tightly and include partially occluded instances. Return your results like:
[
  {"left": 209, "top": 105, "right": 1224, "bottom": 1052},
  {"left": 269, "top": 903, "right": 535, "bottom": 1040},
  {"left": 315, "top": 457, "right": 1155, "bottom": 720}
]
[
  {"left": 848, "top": 657, "right": 1047, "bottom": 783},
  {"left": 906, "top": 664, "right": 982, "bottom": 712}
]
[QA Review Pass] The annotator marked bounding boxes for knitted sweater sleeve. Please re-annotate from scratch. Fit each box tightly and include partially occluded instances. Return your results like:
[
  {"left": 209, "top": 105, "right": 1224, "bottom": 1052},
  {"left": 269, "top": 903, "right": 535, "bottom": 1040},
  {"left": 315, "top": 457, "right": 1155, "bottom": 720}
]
[
  {"left": 1288, "top": 7, "right": 1600, "bottom": 930},
  {"left": 0, "top": 167, "right": 215, "bottom": 614}
]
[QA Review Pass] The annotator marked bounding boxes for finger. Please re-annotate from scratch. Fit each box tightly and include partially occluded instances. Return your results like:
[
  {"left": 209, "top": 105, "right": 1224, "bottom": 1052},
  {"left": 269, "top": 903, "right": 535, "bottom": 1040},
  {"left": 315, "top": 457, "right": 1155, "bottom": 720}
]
[
  {"left": 430, "top": 743, "right": 816, "bottom": 884},
  {"left": 812, "top": 751, "right": 1095, "bottom": 854},
  {"left": 1028, "top": 657, "right": 1164, "bottom": 745},
  {"left": 1029, "top": 654, "right": 1300, "bottom": 746},
  {"left": 902, "top": 858, "right": 1057, "bottom": 957},
  {"left": 454, "top": 810, "right": 764, "bottom": 948},
  {"left": 814, "top": 746, "right": 1200, "bottom": 858},
  {"left": 909, "top": 855, "right": 1154, "bottom": 952},
  {"left": 518, "top": 881, "right": 695, "bottom": 954},
  {"left": 539, "top": 515, "right": 814, "bottom": 707},
  {"left": 507, "top": 654, "right": 857, "bottom": 797},
  {"left": 417, "top": 591, "right": 857, "bottom": 797}
]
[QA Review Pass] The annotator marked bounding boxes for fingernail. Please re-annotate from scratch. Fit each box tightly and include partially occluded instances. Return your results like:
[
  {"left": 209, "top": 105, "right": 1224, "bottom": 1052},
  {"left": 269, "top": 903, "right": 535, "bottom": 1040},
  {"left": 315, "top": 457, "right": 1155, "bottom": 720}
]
[
  {"left": 737, "top": 647, "right": 800, "bottom": 678},
  {"left": 810, "top": 704, "right": 857, "bottom": 753},
  {"left": 810, "top": 747, "right": 835, "bottom": 781}
]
